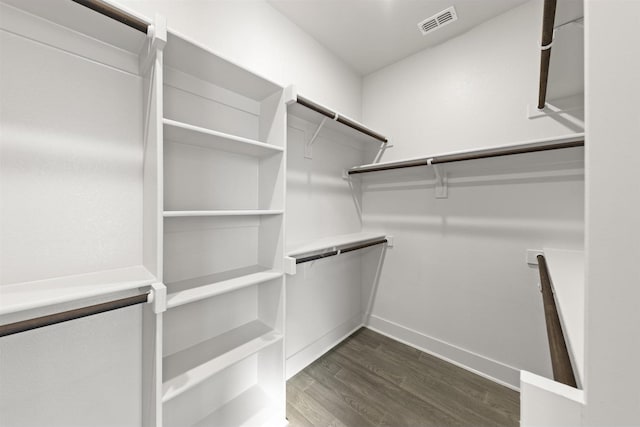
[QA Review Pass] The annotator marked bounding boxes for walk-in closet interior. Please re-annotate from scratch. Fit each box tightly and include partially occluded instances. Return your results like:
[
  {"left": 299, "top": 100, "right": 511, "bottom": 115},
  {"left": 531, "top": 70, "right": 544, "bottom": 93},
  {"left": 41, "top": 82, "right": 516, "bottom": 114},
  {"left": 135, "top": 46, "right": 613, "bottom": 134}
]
[{"left": 1, "top": 0, "right": 638, "bottom": 426}]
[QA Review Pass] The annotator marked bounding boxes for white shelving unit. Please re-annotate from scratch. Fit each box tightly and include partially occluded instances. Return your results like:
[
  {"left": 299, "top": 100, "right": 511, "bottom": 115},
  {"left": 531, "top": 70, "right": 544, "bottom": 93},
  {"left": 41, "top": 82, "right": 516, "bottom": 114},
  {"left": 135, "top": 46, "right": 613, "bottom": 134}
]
[{"left": 152, "top": 28, "right": 287, "bottom": 427}]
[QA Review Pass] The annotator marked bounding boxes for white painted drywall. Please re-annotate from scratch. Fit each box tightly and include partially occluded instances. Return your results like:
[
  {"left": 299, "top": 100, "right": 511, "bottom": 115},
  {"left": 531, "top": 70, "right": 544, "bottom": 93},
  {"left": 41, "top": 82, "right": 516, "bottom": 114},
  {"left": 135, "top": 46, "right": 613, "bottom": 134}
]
[
  {"left": 114, "top": 0, "right": 363, "bottom": 120},
  {"left": 0, "top": 8, "right": 144, "bottom": 425},
  {"left": 362, "top": 0, "right": 583, "bottom": 161},
  {"left": 0, "top": 28, "right": 143, "bottom": 285},
  {"left": 583, "top": 0, "right": 640, "bottom": 425},
  {"left": 360, "top": 0, "right": 585, "bottom": 388}
]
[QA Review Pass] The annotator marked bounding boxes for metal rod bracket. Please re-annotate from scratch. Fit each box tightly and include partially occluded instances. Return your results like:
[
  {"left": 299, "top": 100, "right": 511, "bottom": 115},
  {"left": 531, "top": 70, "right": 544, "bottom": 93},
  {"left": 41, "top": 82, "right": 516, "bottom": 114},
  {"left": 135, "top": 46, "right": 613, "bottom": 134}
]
[
  {"left": 428, "top": 159, "right": 448, "bottom": 199},
  {"left": 305, "top": 116, "right": 328, "bottom": 159}
]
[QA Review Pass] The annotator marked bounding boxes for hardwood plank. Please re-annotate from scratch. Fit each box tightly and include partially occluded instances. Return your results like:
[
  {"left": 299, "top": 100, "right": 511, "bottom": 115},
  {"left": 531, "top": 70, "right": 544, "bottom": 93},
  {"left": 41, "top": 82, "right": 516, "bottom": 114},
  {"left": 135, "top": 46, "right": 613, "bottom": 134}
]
[
  {"left": 304, "top": 359, "right": 384, "bottom": 427},
  {"left": 373, "top": 340, "right": 519, "bottom": 425},
  {"left": 287, "top": 328, "right": 520, "bottom": 427},
  {"left": 333, "top": 337, "right": 407, "bottom": 385},
  {"left": 327, "top": 350, "right": 468, "bottom": 427},
  {"left": 286, "top": 402, "right": 315, "bottom": 427},
  {"left": 287, "top": 381, "right": 347, "bottom": 427},
  {"left": 288, "top": 370, "right": 315, "bottom": 392}
]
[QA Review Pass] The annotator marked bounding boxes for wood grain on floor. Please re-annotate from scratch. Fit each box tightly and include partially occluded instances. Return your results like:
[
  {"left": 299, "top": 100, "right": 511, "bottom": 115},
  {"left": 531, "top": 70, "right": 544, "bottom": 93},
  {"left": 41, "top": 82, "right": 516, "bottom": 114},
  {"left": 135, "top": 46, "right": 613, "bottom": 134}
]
[{"left": 286, "top": 328, "right": 520, "bottom": 427}]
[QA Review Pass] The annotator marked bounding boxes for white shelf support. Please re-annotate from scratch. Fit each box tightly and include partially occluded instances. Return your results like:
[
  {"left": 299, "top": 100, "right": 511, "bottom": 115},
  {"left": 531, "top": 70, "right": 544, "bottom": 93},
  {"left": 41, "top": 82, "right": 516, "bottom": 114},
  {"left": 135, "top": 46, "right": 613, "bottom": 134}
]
[
  {"left": 305, "top": 116, "right": 328, "bottom": 159},
  {"left": 284, "top": 257, "right": 297, "bottom": 275},
  {"left": 385, "top": 235, "right": 394, "bottom": 248},
  {"left": 148, "top": 282, "right": 167, "bottom": 314},
  {"left": 427, "top": 159, "right": 448, "bottom": 199},
  {"left": 373, "top": 140, "right": 393, "bottom": 164}
]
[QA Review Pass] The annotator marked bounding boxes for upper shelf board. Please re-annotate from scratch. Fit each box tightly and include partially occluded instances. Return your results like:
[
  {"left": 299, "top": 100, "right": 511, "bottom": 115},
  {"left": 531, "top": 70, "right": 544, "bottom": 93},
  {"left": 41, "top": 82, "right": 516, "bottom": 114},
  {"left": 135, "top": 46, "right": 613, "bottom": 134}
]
[
  {"left": 288, "top": 232, "right": 387, "bottom": 257},
  {"left": 543, "top": 248, "right": 585, "bottom": 388},
  {"left": 163, "top": 119, "right": 283, "bottom": 157},
  {"left": 287, "top": 93, "right": 388, "bottom": 145},
  {"left": 0, "top": 265, "right": 156, "bottom": 316},
  {"left": 0, "top": 0, "right": 148, "bottom": 55},
  {"left": 164, "top": 210, "right": 284, "bottom": 218},
  {"left": 348, "top": 133, "right": 585, "bottom": 176},
  {"left": 164, "top": 32, "right": 283, "bottom": 101}
]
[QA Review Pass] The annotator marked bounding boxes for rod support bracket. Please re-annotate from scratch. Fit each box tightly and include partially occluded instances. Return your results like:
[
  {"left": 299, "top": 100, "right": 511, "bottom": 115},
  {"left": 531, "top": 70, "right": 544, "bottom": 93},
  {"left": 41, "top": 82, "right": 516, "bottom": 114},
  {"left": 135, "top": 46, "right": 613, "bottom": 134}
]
[
  {"left": 148, "top": 282, "right": 167, "bottom": 314},
  {"left": 284, "top": 256, "right": 297, "bottom": 275},
  {"left": 305, "top": 116, "right": 328, "bottom": 159},
  {"left": 427, "top": 159, "right": 448, "bottom": 198}
]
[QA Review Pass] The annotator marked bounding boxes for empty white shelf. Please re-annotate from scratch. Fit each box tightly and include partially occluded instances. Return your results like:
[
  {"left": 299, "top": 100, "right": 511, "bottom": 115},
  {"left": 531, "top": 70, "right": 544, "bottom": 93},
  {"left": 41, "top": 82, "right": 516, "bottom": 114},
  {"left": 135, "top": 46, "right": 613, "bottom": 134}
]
[
  {"left": 288, "top": 232, "right": 387, "bottom": 257},
  {"left": 543, "top": 248, "right": 585, "bottom": 387},
  {"left": 192, "top": 385, "right": 281, "bottom": 427},
  {"left": 163, "top": 119, "right": 283, "bottom": 158},
  {"left": 162, "top": 321, "right": 283, "bottom": 402},
  {"left": 166, "top": 267, "right": 283, "bottom": 309},
  {"left": 164, "top": 31, "right": 282, "bottom": 101},
  {"left": 0, "top": 266, "right": 156, "bottom": 316},
  {"left": 348, "top": 133, "right": 585, "bottom": 177},
  {"left": 164, "top": 210, "right": 283, "bottom": 218},
  {"left": 287, "top": 94, "right": 388, "bottom": 145}
]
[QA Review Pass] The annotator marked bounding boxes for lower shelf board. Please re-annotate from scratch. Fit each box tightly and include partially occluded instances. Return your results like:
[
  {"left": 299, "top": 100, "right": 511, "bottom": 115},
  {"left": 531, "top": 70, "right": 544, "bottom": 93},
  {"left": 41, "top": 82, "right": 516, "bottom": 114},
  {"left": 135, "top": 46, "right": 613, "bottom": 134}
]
[
  {"left": 192, "top": 385, "right": 282, "bottom": 427},
  {"left": 162, "top": 320, "right": 283, "bottom": 403},
  {"left": 166, "top": 266, "right": 283, "bottom": 309}
]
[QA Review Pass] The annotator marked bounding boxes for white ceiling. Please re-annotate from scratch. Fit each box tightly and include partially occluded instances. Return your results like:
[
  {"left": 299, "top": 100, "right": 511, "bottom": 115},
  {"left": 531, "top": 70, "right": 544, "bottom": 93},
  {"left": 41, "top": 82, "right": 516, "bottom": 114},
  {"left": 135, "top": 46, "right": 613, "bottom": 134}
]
[{"left": 268, "top": 0, "right": 529, "bottom": 75}]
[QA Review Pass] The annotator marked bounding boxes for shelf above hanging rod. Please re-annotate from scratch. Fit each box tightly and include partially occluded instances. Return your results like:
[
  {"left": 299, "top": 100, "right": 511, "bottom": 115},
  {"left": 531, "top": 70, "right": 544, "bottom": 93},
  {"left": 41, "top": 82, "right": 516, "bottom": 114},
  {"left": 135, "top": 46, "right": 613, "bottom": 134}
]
[
  {"left": 286, "top": 87, "right": 389, "bottom": 145},
  {"left": 347, "top": 134, "right": 584, "bottom": 176},
  {"left": 287, "top": 235, "right": 389, "bottom": 272},
  {"left": 71, "top": 0, "right": 149, "bottom": 33},
  {"left": 295, "top": 239, "right": 387, "bottom": 264},
  {"left": 0, "top": 292, "right": 151, "bottom": 338}
]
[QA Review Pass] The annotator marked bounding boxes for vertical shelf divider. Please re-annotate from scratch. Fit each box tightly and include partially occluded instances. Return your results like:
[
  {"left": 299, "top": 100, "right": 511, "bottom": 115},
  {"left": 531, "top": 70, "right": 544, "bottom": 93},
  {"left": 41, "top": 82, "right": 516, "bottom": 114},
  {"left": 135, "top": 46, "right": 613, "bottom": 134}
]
[{"left": 142, "top": 14, "right": 167, "bottom": 427}]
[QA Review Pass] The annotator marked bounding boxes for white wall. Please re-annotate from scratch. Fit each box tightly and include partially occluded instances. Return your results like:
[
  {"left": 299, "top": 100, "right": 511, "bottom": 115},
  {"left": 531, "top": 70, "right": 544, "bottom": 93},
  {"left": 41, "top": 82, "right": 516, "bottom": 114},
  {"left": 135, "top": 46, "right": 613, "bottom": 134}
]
[
  {"left": 583, "top": 0, "right": 640, "bottom": 424},
  {"left": 0, "top": 4, "right": 144, "bottom": 425},
  {"left": 115, "top": 0, "right": 363, "bottom": 120},
  {"left": 362, "top": 0, "right": 583, "bottom": 161},
  {"left": 360, "top": 0, "right": 585, "bottom": 388}
]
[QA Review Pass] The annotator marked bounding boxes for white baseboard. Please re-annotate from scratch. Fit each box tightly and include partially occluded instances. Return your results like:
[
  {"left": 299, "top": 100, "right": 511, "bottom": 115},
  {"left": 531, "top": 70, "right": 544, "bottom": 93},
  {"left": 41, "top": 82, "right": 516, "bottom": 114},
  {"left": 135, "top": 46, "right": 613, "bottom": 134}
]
[
  {"left": 366, "top": 315, "right": 521, "bottom": 391},
  {"left": 286, "top": 315, "right": 363, "bottom": 379}
]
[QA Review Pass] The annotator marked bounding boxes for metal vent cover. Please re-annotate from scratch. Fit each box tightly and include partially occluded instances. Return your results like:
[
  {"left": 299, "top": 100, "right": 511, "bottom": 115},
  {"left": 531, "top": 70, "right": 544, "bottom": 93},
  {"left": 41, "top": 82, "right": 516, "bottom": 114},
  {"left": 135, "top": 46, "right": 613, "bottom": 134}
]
[{"left": 418, "top": 6, "right": 458, "bottom": 35}]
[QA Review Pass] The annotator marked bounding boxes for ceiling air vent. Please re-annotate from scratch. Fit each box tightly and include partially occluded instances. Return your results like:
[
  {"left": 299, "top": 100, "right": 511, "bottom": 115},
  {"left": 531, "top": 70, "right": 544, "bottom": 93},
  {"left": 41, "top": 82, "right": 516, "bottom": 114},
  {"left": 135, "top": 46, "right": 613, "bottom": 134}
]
[{"left": 418, "top": 6, "right": 458, "bottom": 36}]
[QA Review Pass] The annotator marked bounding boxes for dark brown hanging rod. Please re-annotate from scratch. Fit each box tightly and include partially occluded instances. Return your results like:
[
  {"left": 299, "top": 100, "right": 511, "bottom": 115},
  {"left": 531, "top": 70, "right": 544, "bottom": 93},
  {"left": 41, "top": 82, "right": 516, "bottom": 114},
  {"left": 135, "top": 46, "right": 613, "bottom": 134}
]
[
  {"left": 348, "top": 139, "right": 584, "bottom": 175},
  {"left": 295, "top": 238, "right": 388, "bottom": 264},
  {"left": 538, "top": 0, "right": 558, "bottom": 109},
  {"left": 295, "top": 250, "right": 339, "bottom": 264},
  {"left": 537, "top": 255, "right": 577, "bottom": 388},
  {"left": 72, "top": 0, "right": 149, "bottom": 34},
  {"left": 0, "top": 292, "right": 150, "bottom": 338},
  {"left": 296, "top": 95, "right": 388, "bottom": 143}
]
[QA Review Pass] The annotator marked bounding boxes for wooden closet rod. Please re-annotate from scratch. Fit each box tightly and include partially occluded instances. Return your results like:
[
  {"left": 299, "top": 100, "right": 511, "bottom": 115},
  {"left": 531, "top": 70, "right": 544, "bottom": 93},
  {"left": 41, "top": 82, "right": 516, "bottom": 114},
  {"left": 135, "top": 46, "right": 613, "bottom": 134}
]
[
  {"left": 537, "top": 255, "right": 577, "bottom": 387},
  {"left": 348, "top": 139, "right": 584, "bottom": 175},
  {"left": 72, "top": 0, "right": 149, "bottom": 33},
  {"left": 295, "top": 238, "right": 388, "bottom": 264},
  {"left": 538, "top": 0, "right": 558, "bottom": 109},
  {"left": 0, "top": 292, "right": 150, "bottom": 338},
  {"left": 296, "top": 95, "right": 388, "bottom": 143}
]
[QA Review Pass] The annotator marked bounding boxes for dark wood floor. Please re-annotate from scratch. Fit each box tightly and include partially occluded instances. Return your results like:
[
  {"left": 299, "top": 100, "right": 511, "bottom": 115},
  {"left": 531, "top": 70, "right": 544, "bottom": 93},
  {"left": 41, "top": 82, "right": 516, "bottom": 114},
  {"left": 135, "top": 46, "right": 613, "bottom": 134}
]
[{"left": 286, "top": 328, "right": 520, "bottom": 427}]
